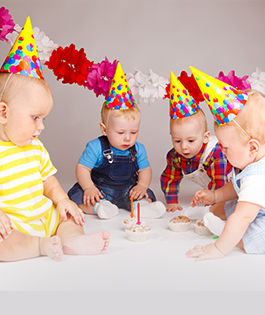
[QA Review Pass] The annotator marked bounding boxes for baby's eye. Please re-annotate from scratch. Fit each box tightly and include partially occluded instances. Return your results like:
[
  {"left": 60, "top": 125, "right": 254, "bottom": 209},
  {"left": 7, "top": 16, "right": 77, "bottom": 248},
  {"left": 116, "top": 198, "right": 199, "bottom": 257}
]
[
  {"left": 117, "top": 132, "right": 124, "bottom": 135},
  {"left": 131, "top": 131, "right": 137, "bottom": 135},
  {"left": 188, "top": 140, "right": 195, "bottom": 143},
  {"left": 174, "top": 140, "right": 181, "bottom": 143},
  {"left": 32, "top": 115, "right": 40, "bottom": 121}
]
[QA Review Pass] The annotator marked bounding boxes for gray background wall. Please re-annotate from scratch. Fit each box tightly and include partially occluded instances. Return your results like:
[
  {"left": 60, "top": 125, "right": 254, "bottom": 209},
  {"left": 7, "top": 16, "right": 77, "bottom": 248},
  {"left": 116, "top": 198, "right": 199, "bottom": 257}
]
[{"left": 1, "top": 0, "right": 265, "bottom": 196}]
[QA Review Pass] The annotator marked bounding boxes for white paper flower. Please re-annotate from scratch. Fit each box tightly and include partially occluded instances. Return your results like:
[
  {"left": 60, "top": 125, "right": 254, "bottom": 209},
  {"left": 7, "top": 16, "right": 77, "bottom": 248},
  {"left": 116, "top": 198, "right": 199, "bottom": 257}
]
[
  {"left": 247, "top": 68, "right": 265, "bottom": 96},
  {"left": 127, "top": 69, "right": 168, "bottom": 103},
  {"left": 6, "top": 24, "right": 58, "bottom": 62}
]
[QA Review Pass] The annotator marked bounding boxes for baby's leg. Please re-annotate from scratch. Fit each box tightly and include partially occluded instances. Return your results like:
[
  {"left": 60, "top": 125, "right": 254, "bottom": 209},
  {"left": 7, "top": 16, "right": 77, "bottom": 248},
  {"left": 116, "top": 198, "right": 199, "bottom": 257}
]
[
  {"left": 79, "top": 203, "right": 94, "bottom": 214},
  {"left": 209, "top": 201, "right": 226, "bottom": 220},
  {"left": 79, "top": 201, "right": 118, "bottom": 219},
  {"left": 0, "top": 230, "right": 63, "bottom": 262},
  {"left": 56, "top": 218, "right": 110, "bottom": 255}
]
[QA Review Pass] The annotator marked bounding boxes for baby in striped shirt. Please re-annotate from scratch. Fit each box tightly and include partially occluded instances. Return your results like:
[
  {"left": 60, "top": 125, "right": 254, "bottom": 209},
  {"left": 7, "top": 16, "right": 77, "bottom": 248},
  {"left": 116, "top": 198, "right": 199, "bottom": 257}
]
[{"left": 0, "top": 72, "right": 110, "bottom": 262}]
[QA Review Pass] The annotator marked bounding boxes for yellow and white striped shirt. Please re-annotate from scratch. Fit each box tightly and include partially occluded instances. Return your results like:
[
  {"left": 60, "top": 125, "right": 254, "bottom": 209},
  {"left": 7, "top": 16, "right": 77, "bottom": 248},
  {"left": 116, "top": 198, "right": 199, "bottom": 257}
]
[{"left": 0, "top": 139, "right": 59, "bottom": 237}]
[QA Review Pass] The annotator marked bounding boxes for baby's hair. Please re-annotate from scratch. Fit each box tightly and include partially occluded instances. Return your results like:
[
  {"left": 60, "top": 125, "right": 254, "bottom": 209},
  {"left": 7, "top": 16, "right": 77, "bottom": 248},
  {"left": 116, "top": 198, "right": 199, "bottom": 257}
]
[
  {"left": 214, "top": 90, "right": 265, "bottom": 144},
  {"left": 170, "top": 109, "right": 208, "bottom": 132},
  {"left": 0, "top": 72, "right": 51, "bottom": 104},
  {"left": 101, "top": 102, "right": 141, "bottom": 125}
]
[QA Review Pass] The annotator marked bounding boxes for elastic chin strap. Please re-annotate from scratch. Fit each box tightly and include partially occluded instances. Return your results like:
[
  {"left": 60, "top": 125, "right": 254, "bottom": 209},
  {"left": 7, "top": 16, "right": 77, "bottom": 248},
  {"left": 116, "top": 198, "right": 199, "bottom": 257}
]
[
  {"left": 0, "top": 73, "right": 13, "bottom": 102},
  {"left": 232, "top": 119, "right": 251, "bottom": 139}
]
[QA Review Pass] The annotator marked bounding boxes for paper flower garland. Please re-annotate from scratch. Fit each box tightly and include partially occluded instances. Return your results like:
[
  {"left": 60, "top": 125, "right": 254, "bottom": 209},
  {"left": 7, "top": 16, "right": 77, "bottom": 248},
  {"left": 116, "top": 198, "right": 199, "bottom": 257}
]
[
  {"left": 0, "top": 6, "right": 15, "bottom": 41},
  {"left": 2, "top": 6, "right": 265, "bottom": 104},
  {"left": 127, "top": 69, "right": 168, "bottom": 103},
  {"left": 45, "top": 44, "right": 93, "bottom": 86},
  {"left": 86, "top": 57, "right": 118, "bottom": 98},
  {"left": 247, "top": 68, "right": 265, "bottom": 95},
  {"left": 216, "top": 70, "right": 251, "bottom": 91}
]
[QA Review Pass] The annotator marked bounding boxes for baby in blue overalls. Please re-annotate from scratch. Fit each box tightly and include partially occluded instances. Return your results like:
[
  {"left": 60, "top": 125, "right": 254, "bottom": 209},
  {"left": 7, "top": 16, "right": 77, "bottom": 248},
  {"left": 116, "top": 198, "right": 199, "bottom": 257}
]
[
  {"left": 68, "top": 101, "right": 166, "bottom": 219},
  {"left": 68, "top": 62, "right": 165, "bottom": 219}
]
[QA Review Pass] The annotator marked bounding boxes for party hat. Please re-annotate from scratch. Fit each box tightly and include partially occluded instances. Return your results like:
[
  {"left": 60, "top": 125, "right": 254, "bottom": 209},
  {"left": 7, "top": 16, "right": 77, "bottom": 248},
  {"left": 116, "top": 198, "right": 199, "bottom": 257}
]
[
  {"left": 0, "top": 16, "right": 44, "bottom": 80},
  {"left": 190, "top": 66, "right": 248, "bottom": 125},
  {"left": 105, "top": 62, "right": 134, "bottom": 110},
  {"left": 169, "top": 71, "right": 200, "bottom": 119}
]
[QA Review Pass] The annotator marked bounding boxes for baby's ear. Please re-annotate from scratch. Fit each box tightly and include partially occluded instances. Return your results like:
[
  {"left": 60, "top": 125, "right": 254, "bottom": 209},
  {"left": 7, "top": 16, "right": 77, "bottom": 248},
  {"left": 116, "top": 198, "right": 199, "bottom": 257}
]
[
  {"left": 203, "top": 131, "right": 210, "bottom": 144},
  {"left": 0, "top": 101, "right": 8, "bottom": 123},
  {"left": 100, "top": 122, "right": 107, "bottom": 135},
  {"left": 248, "top": 138, "right": 260, "bottom": 155}
]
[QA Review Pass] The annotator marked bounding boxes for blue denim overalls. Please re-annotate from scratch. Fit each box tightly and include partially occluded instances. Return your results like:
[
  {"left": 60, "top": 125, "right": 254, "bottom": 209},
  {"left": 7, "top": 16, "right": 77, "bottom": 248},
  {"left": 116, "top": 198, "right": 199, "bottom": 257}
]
[{"left": 68, "top": 136, "right": 156, "bottom": 210}]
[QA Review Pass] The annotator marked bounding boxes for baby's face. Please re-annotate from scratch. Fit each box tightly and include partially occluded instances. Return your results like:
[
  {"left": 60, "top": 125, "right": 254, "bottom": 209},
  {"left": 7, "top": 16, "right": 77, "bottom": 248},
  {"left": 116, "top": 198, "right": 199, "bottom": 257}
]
[
  {"left": 215, "top": 125, "right": 252, "bottom": 170},
  {"left": 103, "top": 113, "right": 140, "bottom": 151},
  {"left": 170, "top": 117, "right": 208, "bottom": 159},
  {"left": 2, "top": 82, "right": 53, "bottom": 146}
]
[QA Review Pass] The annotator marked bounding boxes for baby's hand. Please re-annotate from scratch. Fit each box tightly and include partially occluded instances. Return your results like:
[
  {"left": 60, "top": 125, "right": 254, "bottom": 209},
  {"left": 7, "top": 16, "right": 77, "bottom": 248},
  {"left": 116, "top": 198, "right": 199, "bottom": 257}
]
[
  {"left": 83, "top": 185, "right": 103, "bottom": 207},
  {"left": 130, "top": 184, "right": 148, "bottom": 200},
  {"left": 186, "top": 243, "right": 224, "bottom": 261},
  {"left": 0, "top": 209, "right": 12, "bottom": 241},
  {"left": 57, "top": 198, "right": 85, "bottom": 226},
  {"left": 166, "top": 203, "right": 183, "bottom": 212},
  {"left": 191, "top": 189, "right": 215, "bottom": 207}
]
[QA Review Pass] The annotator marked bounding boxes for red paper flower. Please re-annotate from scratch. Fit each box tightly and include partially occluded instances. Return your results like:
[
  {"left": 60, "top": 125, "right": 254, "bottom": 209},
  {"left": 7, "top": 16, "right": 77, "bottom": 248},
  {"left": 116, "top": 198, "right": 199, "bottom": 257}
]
[
  {"left": 164, "top": 71, "right": 204, "bottom": 104},
  {"left": 45, "top": 44, "right": 93, "bottom": 86},
  {"left": 0, "top": 7, "right": 15, "bottom": 42}
]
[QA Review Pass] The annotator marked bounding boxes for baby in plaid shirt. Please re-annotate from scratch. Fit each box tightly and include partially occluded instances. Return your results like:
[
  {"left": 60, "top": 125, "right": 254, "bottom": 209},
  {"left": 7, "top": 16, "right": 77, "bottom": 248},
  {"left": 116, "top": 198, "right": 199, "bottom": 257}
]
[{"left": 160, "top": 109, "right": 232, "bottom": 213}]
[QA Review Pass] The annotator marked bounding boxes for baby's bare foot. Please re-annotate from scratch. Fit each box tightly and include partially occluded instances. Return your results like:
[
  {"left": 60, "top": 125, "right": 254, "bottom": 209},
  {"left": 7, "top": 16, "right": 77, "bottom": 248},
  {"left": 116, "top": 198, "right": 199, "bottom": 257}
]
[
  {"left": 63, "top": 231, "right": 110, "bottom": 255},
  {"left": 39, "top": 236, "right": 63, "bottom": 261}
]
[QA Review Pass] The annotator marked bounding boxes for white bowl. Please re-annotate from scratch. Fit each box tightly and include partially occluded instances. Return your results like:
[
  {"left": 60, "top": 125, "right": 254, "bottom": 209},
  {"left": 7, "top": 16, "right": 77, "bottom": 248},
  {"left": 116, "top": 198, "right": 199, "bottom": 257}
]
[{"left": 168, "top": 216, "right": 191, "bottom": 232}]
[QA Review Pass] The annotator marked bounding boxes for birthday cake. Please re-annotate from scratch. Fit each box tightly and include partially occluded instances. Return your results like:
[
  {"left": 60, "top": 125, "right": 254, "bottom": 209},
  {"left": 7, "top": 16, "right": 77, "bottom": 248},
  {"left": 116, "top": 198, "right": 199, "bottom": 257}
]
[
  {"left": 168, "top": 215, "right": 191, "bottom": 232},
  {"left": 193, "top": 219, "right": 212, "bottom": 236},
  {"left": 125, "top": 223, "right": 151, "bottom": 242},
  {"left": 123, "top": 216, "right": 137, "bottom": 230}
]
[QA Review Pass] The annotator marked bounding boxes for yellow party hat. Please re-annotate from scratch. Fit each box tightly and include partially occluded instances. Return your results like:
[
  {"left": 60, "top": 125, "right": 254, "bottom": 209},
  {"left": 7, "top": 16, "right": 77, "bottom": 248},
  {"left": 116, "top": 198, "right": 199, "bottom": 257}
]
[
  {"left": 0, "top": 16, "right": 44, "bottom": 80},
  {"left": 105, "top": 62, "right": 134, "bottom": 110},
  {"left": 169, "top": 71, "right": 200, "bottom": 119},
  {"left": 190, "top": 66, "right": 248, "bottom": 125}
]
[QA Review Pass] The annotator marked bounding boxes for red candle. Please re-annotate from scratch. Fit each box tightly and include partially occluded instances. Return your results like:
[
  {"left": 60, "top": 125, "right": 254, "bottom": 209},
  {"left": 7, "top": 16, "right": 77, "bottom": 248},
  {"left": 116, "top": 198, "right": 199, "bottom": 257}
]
[{"left": 136, "top": 202, "right": 141, "bottom": 225}]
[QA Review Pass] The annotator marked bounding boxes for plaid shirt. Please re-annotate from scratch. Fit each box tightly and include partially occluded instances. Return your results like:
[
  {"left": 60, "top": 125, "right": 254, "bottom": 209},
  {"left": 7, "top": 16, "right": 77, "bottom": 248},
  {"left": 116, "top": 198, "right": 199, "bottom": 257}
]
[{"left": 160, "top": 142, "right": 232, "bottom": 204}]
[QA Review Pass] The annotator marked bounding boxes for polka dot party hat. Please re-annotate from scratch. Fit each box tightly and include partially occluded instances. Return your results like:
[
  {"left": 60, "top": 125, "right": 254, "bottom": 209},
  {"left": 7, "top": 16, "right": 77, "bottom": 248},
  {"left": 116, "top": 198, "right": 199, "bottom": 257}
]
[
  {"left": 105, "top": 62, "right": 134, "bottom": 110},
  {"left": 170, "top": 71, "right": 200, "bottom": 119},
  {"left": 0, "top": 16, "right": 44, "bottom": 80},
  {"left": 190, "top": 66, "right": 248, "bottom": 125}
]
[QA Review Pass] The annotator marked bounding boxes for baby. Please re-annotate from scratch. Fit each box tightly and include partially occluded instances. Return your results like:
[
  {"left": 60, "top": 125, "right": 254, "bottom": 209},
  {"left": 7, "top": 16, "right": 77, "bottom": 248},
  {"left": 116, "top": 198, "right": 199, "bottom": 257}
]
[
  {"left": 0, "top": 17, "right": 109, "bottom": 262},
  {"left": 187, "top": 67, "right": 265, "bottom": 260},
  {"left": 68, "top": 63, "right": 165, "bottom": 219},
  {"left": 161, "top": 72, "right": 232, "bottom": 214}
]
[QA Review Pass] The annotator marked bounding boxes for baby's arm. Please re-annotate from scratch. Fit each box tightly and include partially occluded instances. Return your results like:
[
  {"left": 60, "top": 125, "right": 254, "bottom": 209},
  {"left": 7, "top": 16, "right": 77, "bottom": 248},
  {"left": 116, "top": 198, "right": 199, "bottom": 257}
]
[
  {"left": 0, "top": 209, "right": 12, "bottom": 241},
  {"left": 130, "top": 166, "right": 152, "bottom": 200},
  {"left": 215, "top": 201, "right": 260, "bottom": 254},
  {"left": 43, "top": 175, "right": 85, "bottom": 225},
  {"left": 187, "top": 201, "right": 260, "bottom": 260},
  {"left": 160, "top": 150, "right": 183, "bottom": 210},
  {"left": 76, "top": 163, "right": 103, "bottom": 206},
  {"left": 191, "top": 181, "right": 237, "bottom": 207}
]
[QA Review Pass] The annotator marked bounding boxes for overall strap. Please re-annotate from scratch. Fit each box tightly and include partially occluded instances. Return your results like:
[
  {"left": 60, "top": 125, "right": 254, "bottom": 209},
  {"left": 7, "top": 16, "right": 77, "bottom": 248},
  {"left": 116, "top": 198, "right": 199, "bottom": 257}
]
[
  {"left": 129, "top": 144, "right": 137, "bottom": 161},
  {"left": 98, "top": 136, "right": 113, "bottom": 164},
  {"left": 200, "top": 136, "right": 218, "bottom": 165}
]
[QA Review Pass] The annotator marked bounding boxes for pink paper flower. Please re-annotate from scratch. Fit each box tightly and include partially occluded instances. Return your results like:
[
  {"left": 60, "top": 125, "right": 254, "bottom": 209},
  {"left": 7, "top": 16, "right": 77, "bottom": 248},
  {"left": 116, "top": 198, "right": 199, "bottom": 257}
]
[
  {"left": 217, "top": 70, "right": 251, "bottom": 91},
  {"left": 0, "top": 7, "right": 15, "bottom": 41},
  {"left": 86, "top": 57, "right": 118, "bottom": 98}
]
